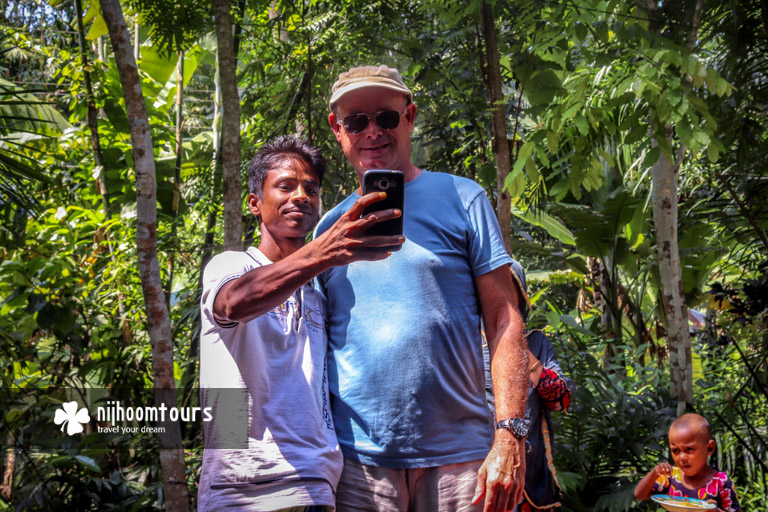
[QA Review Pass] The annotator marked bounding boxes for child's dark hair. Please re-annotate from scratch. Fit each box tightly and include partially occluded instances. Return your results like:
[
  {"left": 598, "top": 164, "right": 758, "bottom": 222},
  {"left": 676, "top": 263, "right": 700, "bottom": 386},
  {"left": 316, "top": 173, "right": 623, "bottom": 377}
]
[{"left": 247, "top": 135, "right": 326, "bottom": 198}]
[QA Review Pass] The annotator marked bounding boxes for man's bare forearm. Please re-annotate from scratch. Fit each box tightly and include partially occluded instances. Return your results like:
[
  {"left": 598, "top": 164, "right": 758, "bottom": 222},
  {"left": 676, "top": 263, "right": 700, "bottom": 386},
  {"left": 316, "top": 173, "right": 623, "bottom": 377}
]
[
  {"left": 476, "top": 266, "right": 528, "bottom": 420},
  {"left": 213, "top": 243, "right": 332, "bottom": 325},
  {"left": 472, "top": 266, "right": 528, "bottom": 510},
  {"left": 488, "top": 309, "right": 528, "bottom": 421}
]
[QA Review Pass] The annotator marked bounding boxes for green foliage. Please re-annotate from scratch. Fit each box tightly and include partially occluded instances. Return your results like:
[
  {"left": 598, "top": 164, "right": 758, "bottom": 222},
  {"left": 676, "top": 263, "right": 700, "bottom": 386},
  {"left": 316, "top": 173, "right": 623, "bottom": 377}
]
[
  {"left": 0, "top": 30, "right": 71, "bottom": 227},
  {"left": 2, "top": 7, "right": 210, "bottom": 506},
  {"left": 539, "top": 304, "right": 675, "bottom": 511},
  {"left": 2, "top": 0, "right": 768, "bottom": 509},
  {"left": 131, "top": 0, "right": 211, "bottom": 58}
]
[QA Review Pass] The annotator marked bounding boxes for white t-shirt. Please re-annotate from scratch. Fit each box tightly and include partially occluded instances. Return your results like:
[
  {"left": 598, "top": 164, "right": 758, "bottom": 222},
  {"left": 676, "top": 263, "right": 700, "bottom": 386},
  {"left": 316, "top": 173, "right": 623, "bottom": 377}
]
[{"left": 198, "top": 247, "right": 341, "bottom": 511}]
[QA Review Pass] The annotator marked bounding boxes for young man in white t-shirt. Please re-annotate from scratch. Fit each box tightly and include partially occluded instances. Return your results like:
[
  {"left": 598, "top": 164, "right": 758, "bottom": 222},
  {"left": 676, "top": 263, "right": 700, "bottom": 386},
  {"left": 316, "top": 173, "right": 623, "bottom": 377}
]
[{"left": 198, "top": 135, "right": 403, "bottom": 511}]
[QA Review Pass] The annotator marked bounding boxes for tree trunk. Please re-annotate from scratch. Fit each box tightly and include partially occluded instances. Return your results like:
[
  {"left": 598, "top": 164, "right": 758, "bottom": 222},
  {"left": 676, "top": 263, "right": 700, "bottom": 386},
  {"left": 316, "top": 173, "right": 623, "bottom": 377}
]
[
  {"left": 213, "top": 0, "right": 243, "bottom": 250},
  {"left": 99, "top": 1, "right": 189, "bottom": 510},
  {"left": 305, "top": 33, "right": 313, "bottom": 142},
  {"left": 651, "top": 127, "right": 693, "bottom": 414},
  {"left": 646, "top": 0, "right": 703, "bottom": 415},
  {"left": 480, "top": 1, "right": 512, "bottom": 252},
  {"left": 133, "top": 21, "right": 140, "bottom": 61},
  {"left": 75, "top": 0, "right": 110, "bottom": 217},
  {"left": 166, "top": 52, "right": 184, "bottom": 311}
]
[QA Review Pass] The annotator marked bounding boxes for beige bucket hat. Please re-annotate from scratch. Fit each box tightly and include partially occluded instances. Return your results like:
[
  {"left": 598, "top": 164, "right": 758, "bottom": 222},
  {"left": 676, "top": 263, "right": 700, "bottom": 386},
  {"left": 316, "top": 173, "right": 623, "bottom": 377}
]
[{"left": 329, "top": 65, "right": 412, "bottom": 110}]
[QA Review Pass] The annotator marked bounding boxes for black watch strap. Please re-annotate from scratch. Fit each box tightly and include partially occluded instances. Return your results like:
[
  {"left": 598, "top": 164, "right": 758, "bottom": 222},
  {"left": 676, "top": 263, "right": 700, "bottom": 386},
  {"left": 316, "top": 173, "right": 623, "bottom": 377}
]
[{"left": 495, "top": 417, "right": 530, "bottom": 438}]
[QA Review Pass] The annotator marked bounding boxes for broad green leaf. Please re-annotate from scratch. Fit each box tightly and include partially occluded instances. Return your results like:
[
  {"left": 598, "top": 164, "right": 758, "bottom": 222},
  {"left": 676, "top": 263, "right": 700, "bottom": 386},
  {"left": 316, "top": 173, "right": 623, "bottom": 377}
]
[
  {"left": 668, "top": 50, "right": 683, "bottom": 67},
  {"left": 81, "top": 0, "right": 99, "bottom": 26},
  {"left": 574, "top": 114, "right": 589, "bottom": 135},
  {"left": 503, "top": 169, "right": 525, "bottom": 199},
  {"left": 510, "top": 205, "right": 576, "bottom": 246},
  {"left": 595, "top": 21, "right": 609, "bottom": 43},
  {"left": 602, "top": 190, "right": 640, "bottom": 234},
  {"left": 550, "top": 178, "right": 570, "bottom": 201},
  {"left": 666, "top": 87, "right": 682, "bottom": 106},
  {"left": 534, "top": 143, "right": 550, "bottom": 167},
  {"left": 556, "top": 192, "right": 637, "bottom": 259},
  {"left": 693, "top": 129, "right": 711, "bottom": 148},
  {"left": 526, "top": 69, "right": 562, "bottom": 106},
  {"left": 597, "top": 147, "right": 615, "bottom": 168},
  {"left": 101, "top": 94, "right": 129, "bottom": 134},
  {"left": 656, "top": 97, "right": 672, "bottom": 123},
  {"left": 75, "top": 455, "right": 101, "bottom": 472},
  {"left": 677, "top": 121, "right": 693, "bottom": 149},
  {"left": 706, "top": 67, "right": 717, "bottom": 93},
  {"left": 683, "top": 54, "right": 697, "bottom": 75},
  {"left": 0, "top": 79, "right": 72, "bottom": 135},
  {"left": 625, "top": 125, "right": 646, "bottom": 145},
  {"left": 706, "top": 143, "right": 720, "bottom": 163},
  {"left": 569, "top": 165, "right": 584, "bottom": 199},
  {"left": 511, "top": 141, "right": 534, "bottom": 177},
  {"left": 575, "top": 22, "right": 587, "bottom": 41},
  {"left": 559, "top": 314, "right": 595, "bottom": 337},
  {"left": 478, "top": 163, "right": 496, "bottom": 187},
  {"left": 693, "top": 61, "right": 707, "bottom": 89},
  {"left": 562, "top": 102, "right": 581, "bottom": 122},
  {"left": 546, "top": 130, "right": 558, "bottom": 153},
  {"left": 86, "top": 11, "right": 108, "bottom": 40},
  {"left": 525, "top": 157, "right": 540, "bottom": 182},
  {"left": 182, "top": 44, "right": 207, "bottom": 86},
  {"left": 714, "top": 76, "right": 731, "bottom": 97},
  {"left": 652, "top": 48, "right": 667, "bottom": 64},
  {"left": 139, "top": 45, "right": 179, "bottom": 86}
]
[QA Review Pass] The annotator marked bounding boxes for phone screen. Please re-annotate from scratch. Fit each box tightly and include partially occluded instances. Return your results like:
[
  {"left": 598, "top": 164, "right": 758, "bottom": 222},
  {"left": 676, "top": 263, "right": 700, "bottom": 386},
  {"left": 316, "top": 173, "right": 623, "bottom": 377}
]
[{"left": 361, "top": 169, "right": 404, "bottom": 238}]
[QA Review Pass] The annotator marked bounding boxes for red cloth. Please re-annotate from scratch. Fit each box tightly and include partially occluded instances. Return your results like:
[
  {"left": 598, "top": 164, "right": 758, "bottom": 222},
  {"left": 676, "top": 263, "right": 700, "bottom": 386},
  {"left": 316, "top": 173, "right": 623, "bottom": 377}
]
[{"left": 536, "top": 367, "right": 570, "bottom": 411}]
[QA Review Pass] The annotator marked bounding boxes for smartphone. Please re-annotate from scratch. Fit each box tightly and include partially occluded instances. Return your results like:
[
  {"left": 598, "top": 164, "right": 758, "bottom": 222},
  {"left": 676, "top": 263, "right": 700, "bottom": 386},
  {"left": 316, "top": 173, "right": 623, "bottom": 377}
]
[{"left": 361, "top": 169, "right": 404, "bottom": 238}]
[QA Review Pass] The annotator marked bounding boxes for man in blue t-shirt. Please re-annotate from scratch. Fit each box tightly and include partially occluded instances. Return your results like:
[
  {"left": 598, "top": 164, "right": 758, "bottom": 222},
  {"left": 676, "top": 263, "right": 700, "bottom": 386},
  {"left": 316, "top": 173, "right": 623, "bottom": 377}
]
[{"left": 315, "top": 65, "right": 530, "bottom": 512}]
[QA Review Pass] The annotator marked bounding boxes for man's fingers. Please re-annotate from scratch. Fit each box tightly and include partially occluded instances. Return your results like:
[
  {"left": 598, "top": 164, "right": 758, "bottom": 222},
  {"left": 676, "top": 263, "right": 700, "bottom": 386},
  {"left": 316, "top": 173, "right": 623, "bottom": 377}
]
[
  {"left": 350, "top": 208, "right": 403, "bottom": 229},
  {"left": 488, "top": 482, "right": 517, "bottom": 512},
  {"left": 346, "top": 191, "right": 387, "bottom": 218},
  {"left": 472, "top": 467, "right": 487, "bottom": 506},
  {"left": 359, "top": 235, "right": 405, "bottom": 247},
  {"left": 512, "top": 485, "right": 524, "bottom": 509},
  {"left": 476, "top": 471, "right": 522, "bottom": 512},
  {"left": 484, "top": 484, "right": 498, "bottom": 512},
  {"left": 354, "top": 249, "right": 392, "bottom": 262}
]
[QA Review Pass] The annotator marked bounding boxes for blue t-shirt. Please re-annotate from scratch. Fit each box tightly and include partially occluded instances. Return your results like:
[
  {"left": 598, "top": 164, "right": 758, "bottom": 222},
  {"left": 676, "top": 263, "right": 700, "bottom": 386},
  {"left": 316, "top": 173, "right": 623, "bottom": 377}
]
[{"left": 315, "top": 170, "right": 513, "bottom": 468}]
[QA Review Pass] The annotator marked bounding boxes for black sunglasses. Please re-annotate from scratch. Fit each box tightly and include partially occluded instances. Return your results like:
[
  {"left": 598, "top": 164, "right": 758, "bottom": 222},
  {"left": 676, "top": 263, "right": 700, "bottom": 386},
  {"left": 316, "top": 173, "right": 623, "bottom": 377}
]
[{"left": 337, "top": 109, "right": 405, "bottom": 134}]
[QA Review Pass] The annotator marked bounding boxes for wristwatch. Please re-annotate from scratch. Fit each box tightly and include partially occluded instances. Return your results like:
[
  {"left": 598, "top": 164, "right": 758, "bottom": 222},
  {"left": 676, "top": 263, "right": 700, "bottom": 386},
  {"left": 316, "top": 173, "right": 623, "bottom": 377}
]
[{"left": 495, "top": 417, "right": 530, "bottom": 438}]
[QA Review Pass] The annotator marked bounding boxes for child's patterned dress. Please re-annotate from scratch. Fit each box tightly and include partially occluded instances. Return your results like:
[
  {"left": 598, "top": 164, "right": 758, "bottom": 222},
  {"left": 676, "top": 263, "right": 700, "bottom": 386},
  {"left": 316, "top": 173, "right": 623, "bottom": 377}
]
[{"left": 652, "top": 466, "right": 741, "bottom": 512}]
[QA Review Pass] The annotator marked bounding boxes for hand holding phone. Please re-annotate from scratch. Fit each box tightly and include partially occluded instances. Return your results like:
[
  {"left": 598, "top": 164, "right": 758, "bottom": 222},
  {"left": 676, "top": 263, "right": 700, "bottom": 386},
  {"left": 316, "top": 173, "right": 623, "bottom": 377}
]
[
  {"left": 312, "top": 190, "right": 404, "bottom": 267},
  {"left": 361, "top": 169, "right": 404, "bottom": 238}
]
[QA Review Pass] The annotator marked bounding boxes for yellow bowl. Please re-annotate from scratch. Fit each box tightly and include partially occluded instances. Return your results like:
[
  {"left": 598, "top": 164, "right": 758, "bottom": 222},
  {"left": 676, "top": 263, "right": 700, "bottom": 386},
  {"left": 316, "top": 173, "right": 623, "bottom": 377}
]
[{"left": 651, "top": 495, "right": 716, "bottom": 511}]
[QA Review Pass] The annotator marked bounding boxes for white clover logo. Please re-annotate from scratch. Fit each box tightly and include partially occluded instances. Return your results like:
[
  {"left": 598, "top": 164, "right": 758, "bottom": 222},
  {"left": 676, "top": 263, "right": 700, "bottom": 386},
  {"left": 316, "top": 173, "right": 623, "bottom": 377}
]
[{"left": 54, "top": 401, "right": 90, "bottom": 436}]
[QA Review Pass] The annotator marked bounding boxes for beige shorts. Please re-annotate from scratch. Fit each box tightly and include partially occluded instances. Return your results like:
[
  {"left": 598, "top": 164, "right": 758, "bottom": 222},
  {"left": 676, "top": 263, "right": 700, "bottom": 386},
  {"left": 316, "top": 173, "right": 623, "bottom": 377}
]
[{"left": 335, "top": 457, "right": 484, "bottom": 512}]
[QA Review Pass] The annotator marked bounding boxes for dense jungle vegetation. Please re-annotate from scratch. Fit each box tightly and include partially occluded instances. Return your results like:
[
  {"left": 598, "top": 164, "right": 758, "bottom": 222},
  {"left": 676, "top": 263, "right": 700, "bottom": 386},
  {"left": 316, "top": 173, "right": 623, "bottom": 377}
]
[{"left": 1, "top": 0, "right": 766, "bottom": 510}]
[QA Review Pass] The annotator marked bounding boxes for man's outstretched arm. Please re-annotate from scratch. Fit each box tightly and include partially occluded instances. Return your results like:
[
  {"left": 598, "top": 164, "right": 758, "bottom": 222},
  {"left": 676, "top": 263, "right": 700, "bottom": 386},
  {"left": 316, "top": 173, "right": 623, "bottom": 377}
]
[
  {"left": 214, "top": 193, "right": 402, "bottom": 325},
  {"left": 472, "top": 265, "right": 528, "bottom": 512}
]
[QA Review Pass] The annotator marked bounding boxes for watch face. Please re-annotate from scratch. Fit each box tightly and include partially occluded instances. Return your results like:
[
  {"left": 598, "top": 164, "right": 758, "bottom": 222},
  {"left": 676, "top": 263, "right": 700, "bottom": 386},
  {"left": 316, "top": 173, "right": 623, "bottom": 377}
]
[
  {"left": 496, "top": 417, "right": 530, "bottom": 438},
  {"left": 512, "top": 418, "right": 529, "bottom": 437}
]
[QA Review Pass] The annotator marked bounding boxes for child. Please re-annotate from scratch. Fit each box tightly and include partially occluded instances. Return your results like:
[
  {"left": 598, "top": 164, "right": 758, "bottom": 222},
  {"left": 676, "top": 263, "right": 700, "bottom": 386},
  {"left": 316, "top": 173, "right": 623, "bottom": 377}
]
[{"left": 634, "top": 413, "right": 742, "bottom": 512}]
